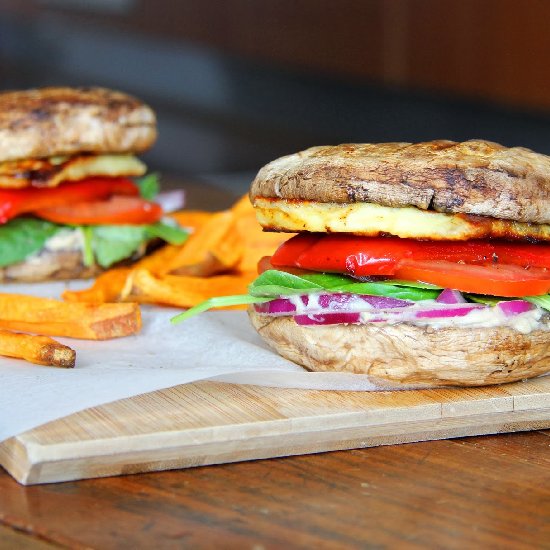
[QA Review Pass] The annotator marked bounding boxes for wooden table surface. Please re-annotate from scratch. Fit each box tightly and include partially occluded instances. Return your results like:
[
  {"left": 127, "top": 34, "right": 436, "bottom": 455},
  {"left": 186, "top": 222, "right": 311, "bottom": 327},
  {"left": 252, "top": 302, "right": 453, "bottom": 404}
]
[
  {"left": 1, "top": 181, "right": 549, "bottom": 548},
  {"left": 0, "top": 429, "right": 549, "bottom": 549}
]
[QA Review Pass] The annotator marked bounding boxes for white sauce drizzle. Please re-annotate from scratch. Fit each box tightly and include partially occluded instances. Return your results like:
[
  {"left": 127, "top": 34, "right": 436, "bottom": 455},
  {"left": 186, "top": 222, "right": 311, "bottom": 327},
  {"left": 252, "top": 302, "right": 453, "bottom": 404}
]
[{"left": 285, "top": 292, "right": 545, "bottom": 334}]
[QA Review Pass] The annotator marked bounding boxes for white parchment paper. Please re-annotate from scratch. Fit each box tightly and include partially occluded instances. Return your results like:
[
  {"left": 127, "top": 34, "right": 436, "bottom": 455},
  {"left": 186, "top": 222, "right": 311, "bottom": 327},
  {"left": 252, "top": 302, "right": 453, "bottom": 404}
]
[{"left": 0, "top": 282, "right": 413, "bottom": 443}]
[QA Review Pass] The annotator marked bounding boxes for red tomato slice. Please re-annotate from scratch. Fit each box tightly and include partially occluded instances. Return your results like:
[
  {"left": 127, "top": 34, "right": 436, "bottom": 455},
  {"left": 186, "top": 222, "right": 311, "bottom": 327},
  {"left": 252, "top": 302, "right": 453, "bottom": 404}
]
[
  {"left": 270, "top": 233, "right": 323, "bottom": 267},
  {"left": 34, "top": 195, "right": 163, "bottom": 225},
  {"left": 294, "top": 235, "right": 409, "bottom": 275},
  {"left": 492, "top": 242, "right": 550, "bottom": 269},
  {"left": 395, "top": 260, "right": 550, "bottom": 297},
  {"left": 271, "top": 234, "right": 550, "bottom": 274},
  {"left": 269, "top": 234, "right": 550, "bottom": 296},
  {"left": 0, "top": 177, "right": 139, "bottom": 224},
  {"left": 258, "top": 255, "right": 311, "bottom": 276}
]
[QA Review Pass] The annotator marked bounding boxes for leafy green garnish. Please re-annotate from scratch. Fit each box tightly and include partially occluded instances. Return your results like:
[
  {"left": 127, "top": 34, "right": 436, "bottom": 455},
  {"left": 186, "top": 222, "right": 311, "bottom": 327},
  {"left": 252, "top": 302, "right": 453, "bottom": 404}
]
[
  {"left": 135, "top": 173, "right": 160, "bottom": 200},
  {"left": 249, "top": 270, "right": 440, "bottom": 301},
  {"left": 0, "top": 218, "right": 61, "bottom": 267},
  {"left": 337, "top": 282, "right": 440, "bottom": 301},
  {"left": 524, "top": 295, "right": 550, "bottom": 311},
  {"left": 465, "top": 294, "right": 502, "bottom": 306},
  {"left": 377, "top": 279, "right": 442, "bottom": 290},
  {"left": 146, "top": 220, "right": 189, "bottom": 245},
  {"left": 85, "top": 221, "right": 189, "bottom": 269},
  {"left": 171, "top": 269, "right": 442, "bottom": 324},
  {"left": 248, "top": 270, "right": 326, "bottom": 296},
  {"left": 171, "top": 295, "right": 271, "bottom": 324},
  {"left": 466, "top": 292, "right": 550, "bottom": 312},
  {"left": 89, "top": 225, "right": 148, "bottom": 268},
  {"left": 82, "top": 225, "right": 94, "bottom": 267},
  {"left": 0, "top": 187, "right": 188, "bottom": 269}
]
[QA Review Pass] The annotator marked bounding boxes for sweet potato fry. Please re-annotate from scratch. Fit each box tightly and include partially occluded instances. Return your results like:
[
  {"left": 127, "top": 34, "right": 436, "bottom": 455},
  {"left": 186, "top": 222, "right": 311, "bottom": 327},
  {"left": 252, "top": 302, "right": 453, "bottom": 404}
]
[
  {"left": 0, "top": 294, "right": 141, "bottom": 340},
  {"left": 231, "top": 194, "right": 291, "bottom": 273},
  {"left": 169, "top": 210, "right": 215, "bottom": 232},
  {"left": 162, "top": 210, "right": 243, "bottom": 277},
  {"left": 230, "top": 193, "right": 254, "bottom": 216},
  {"left": 235, "top": 216, "right": 290, "bottom": 273},
  {"left": 63, "top": 195, "right": 292, "bottom": 307},
  {"left": 0, "top": 329, "right": 75, "bottom": 368},
  {"left": 62, "top": 268, "right": 131, "bottom": 304},
  {"left": 132, "top": 243, "right": 187, "bottom": 275},
  {"left": 125, "top": 269, "right": 251, "bottom": 308}
]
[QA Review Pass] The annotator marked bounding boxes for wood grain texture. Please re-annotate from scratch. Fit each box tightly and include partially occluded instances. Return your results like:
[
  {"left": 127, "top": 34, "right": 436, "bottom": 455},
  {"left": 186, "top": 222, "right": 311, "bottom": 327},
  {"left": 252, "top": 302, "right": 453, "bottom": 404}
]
[
  {"left": 1, "top": 378, "right": 549, "bottom": 485},
  {"left": 1, "top": 430, "right": 549, "bottom": 549},
  {"left": 0, "top": 525, "right": 59, "bottom": 549}
]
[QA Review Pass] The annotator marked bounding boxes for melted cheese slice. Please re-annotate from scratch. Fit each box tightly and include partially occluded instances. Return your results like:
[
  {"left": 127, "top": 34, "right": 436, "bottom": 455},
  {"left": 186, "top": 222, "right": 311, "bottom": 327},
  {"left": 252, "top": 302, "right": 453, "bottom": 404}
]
[
  {"left": 0, "top": 154, "right": 146, "bottom": 188},
  {"left": 254, "top": 197, "right": 550, "bottom": 241}
]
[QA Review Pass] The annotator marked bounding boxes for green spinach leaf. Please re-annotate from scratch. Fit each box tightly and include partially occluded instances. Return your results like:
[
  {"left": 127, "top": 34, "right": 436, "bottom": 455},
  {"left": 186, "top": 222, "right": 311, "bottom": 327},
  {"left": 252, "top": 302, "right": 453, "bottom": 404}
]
[
  {"left": 146, "top": 221, "right": 189, "bottom": 245},
  {"left": 0, "top": 218, "right": 61, "bottom": 267},
  {"left": 90, "top": 225, "right": 147, "bottom": 268},
  {"left": 135, "top": 173, "right": 160, "bottom": 200},
  {"left": 249, "top": 270, "right": 440, "bottom": 301}
]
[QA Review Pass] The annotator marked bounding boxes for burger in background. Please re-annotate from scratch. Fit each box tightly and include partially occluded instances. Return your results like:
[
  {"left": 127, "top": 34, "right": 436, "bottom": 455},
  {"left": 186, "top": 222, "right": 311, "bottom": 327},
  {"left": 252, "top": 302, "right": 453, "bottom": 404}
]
[{"left": 0, "top": 86, "right": 187, "bottom": 282}]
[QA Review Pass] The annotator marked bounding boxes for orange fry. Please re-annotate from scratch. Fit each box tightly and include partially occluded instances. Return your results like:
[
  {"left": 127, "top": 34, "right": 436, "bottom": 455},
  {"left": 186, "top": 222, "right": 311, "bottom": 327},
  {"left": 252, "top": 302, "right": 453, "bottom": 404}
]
[
  {"left": 126, "top": 269, "right": 251, "bottom": 308},
  {"left": 62, "top": 268, "right": 131, "bottom": 304},
  {"left": 230, "top": 193, "right": 251, "bottom": 216},
  {"left": 63, "top": 194, "right": 292, "bottom": 308},
  {"left": 234, "top": 215, "right": 290, "bottom": 273},
  {"left": 0, "top": 329, "right": 75, "bottom": 368},
  {"left": 162, "top": 210, "right": 243, "bottom": 277},
  {"left": 231, "top": 194, "right": 291, "bottom": 273},
  {"left": 132, "top": 243, "right": 186, "bottom": 275},
  {"left": 0, "top": 294, "right": 141, "bottom": 340},
  {"left": 169, "top": 210, "right": 215, "bottom": 232}
]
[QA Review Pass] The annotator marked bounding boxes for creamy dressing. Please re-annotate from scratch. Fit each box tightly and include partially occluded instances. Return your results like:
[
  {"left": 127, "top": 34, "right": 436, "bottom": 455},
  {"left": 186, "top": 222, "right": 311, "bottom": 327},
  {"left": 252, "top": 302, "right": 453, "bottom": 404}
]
[
  {"left": 284, "top": 292, "right": 545, "bottom": 334},
  {"left": 359, "top": 305, "right": 544, "bottom": 334},
  {"left": 44, "top": 228, "right": 85, "bottom": 252},
  {"left": 22, "top": 228, "right": 85, "bottom": 266},
  {"left": 287, "top": 293, "right": 385, "bottom": 313}
]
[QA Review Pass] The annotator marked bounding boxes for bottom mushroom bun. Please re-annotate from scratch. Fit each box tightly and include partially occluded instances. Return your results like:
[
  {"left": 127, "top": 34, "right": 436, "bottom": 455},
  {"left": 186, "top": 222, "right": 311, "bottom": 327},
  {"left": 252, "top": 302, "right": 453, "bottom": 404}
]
[{"left": 172, "top": 140, "right": 550, "bottom": 388}]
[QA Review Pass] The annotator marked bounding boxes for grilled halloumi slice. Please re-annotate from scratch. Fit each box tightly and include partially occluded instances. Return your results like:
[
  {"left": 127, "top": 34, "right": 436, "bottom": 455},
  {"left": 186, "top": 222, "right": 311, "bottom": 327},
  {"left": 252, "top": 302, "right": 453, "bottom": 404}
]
[
  {"left": 254, "top": 197, "right": 550, "bottom": 241},
  {"left": 0, "top": 154, "right": 146, "bottom": 188}
]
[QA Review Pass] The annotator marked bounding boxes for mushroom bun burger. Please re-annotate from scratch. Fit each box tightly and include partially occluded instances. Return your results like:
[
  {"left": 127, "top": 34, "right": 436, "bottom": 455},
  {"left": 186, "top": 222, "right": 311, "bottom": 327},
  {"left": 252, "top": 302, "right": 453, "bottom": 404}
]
[
  {"left": 0, "top": 86, "right": 187, "bottom": 282},
  {"left": 173, "top": 140, "right": 550, "bottom": 388}
]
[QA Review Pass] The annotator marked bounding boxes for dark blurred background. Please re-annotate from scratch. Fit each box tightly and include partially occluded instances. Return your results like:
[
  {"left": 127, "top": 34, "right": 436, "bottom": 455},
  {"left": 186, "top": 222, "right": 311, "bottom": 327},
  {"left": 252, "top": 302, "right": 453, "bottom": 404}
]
[{"left": 1, "top": 0, "right": 550, "bottom": 196}]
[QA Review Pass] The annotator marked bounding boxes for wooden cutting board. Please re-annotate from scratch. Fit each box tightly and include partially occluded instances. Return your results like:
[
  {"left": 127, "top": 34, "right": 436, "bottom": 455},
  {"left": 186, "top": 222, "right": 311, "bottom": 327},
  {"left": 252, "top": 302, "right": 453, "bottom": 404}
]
[{"left": 1, "top": 377, "right": 549, "bottom": 485}]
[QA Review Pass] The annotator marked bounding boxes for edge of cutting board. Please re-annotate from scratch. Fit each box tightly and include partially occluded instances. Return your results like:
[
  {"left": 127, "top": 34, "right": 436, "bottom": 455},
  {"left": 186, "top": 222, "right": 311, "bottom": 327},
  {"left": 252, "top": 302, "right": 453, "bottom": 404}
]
[{"left": 1, "top": 377, "right": 549, "bottom": 485}]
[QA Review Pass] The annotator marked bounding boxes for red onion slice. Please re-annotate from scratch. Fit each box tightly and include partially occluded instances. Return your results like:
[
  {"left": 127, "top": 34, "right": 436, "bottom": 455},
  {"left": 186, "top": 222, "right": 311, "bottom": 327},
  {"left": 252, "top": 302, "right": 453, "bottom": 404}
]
[
  {"left": 254, "top": 292, "right": 539, "bottom": 327},
  {"left": 294, "top": 312, "right": 361, "bottom": 326},
  {"left": 496, "top": 300, "right": 534, "bottom": 317},
  {"left": 254, "top": 293, "right": 412, "bottom": 316},
  {"left": 156, "top": 190, "right": 185, "bottom": 213},
  {"left": 414, "top": 303, "right": 484, "bottom": 319},
  {"left": 436, "top": 288, "right": 466, "bottom": 304},
  {"left": 255, "top": 299, "right": 298, "bottom": 315},
  {"left": 316, "top": 293, "right": 411, "bottom": 309}
]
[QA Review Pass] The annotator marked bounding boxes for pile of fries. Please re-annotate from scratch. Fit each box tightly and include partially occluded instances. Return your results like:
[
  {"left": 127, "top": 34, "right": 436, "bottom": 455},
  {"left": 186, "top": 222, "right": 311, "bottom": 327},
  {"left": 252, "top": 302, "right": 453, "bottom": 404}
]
[
  {"left": 0, "top": 195, "right": 287, "bottom": 368},
  {"left": 0, "top": 295, "right": 141, "bottom": 368},
  {"left": 62, "top": 195, "right": 287, "bottom": 309}
]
